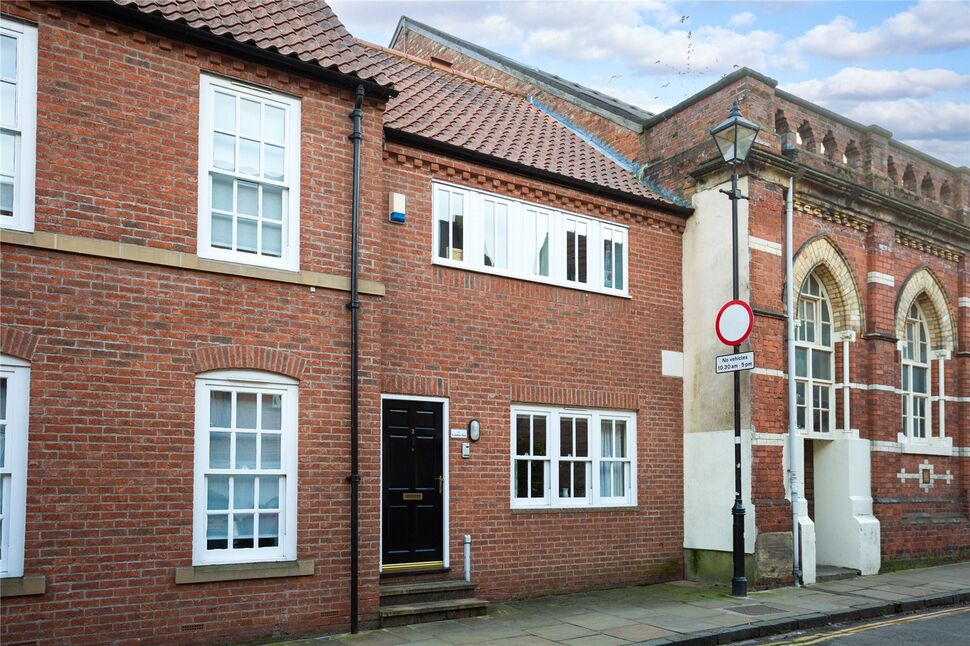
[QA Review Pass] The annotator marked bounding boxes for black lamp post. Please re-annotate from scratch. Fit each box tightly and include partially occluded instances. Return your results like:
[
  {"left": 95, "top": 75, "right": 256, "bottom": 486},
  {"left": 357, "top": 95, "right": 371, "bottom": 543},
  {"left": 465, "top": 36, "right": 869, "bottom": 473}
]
[{"left": 710, "top": 99, "right": 760, "bottom": 598}]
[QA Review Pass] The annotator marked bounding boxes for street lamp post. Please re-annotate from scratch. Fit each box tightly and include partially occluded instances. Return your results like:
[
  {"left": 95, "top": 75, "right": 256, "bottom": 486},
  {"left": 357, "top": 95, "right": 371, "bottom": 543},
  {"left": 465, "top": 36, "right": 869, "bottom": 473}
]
[{"left": 710, "top": 99, "right": 760, "bottom": 598}]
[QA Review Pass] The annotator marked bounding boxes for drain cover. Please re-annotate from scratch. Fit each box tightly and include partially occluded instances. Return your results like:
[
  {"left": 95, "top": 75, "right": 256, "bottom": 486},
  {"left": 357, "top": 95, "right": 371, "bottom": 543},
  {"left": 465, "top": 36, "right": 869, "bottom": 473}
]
[{"left": 730, "top": 604, "right": 785, "bottom": 616}]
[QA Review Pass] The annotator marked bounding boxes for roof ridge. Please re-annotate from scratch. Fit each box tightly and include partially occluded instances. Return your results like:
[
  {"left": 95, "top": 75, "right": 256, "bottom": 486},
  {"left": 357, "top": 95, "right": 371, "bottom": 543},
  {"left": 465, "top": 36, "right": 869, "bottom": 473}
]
[{"left": 360, "top": 40, "right": 527, "bottom": 99}]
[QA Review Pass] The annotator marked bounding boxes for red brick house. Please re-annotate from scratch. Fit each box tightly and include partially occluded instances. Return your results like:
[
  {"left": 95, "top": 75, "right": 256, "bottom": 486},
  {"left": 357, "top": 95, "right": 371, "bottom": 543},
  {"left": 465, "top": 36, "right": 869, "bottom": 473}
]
[
  {"left": 0, "top": 2, "right": 692, "bottom": 644},
  {"left": 392, "top": 17, "right": 970, "bottom": 586}
]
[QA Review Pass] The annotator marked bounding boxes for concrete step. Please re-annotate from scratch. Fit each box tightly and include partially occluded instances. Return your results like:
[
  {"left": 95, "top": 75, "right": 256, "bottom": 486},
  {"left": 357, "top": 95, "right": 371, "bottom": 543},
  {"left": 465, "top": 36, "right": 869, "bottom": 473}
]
[
  {"left": 816, "top": 564, "right": 861, "bottom": 582},
  {"left": 380, "top": 579, "right": 478, "bottom": 607},
  {"left": 379, "top": 597, "right": 489, "bottom": 627}
]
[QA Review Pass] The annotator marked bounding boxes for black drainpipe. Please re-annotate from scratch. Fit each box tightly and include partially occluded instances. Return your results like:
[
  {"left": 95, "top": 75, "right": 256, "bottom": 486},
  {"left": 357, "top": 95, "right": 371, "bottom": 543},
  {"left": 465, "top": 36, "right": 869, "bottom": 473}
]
[{"left": 347, "top": 84, "right": 364, "bottom": 635}]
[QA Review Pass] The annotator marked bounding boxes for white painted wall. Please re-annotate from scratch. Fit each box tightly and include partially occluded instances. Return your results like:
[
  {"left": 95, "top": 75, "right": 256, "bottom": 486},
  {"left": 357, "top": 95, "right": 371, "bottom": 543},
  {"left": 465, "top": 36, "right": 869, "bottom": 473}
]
[
  {"left": 683, "top": 178, "right": 756, "bottom": 554},
  {"left": 684, "top": 430, "right": 756, "bottom": 552},
  {"left": 813, "top": 438, "right": 881, "bottom": 575}
]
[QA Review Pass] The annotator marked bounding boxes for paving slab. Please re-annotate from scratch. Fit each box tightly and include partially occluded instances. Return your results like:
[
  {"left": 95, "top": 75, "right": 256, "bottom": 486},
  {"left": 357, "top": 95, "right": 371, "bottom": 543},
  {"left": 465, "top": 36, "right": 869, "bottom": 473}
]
[
  {"left": 559, "top": 635, "right": 631, "bottom": 646},
  {"left": 265, "top": 562, "right": 969, "bottom": 646},
  {"left": 602, "top": 623, "right": 676, "bottom": 642}
]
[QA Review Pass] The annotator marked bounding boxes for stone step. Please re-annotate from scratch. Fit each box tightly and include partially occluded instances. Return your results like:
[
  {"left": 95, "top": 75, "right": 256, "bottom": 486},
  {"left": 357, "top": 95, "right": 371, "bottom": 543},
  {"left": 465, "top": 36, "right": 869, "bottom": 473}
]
[
  {"left": 379, "top": 598, "right": 489, "bottom": 627},
  {"left": 380, "top": 579, "right": 478, "bottom": 607},
  {"left": 816, "top": 564, "right": 861, "bottom": 582}
]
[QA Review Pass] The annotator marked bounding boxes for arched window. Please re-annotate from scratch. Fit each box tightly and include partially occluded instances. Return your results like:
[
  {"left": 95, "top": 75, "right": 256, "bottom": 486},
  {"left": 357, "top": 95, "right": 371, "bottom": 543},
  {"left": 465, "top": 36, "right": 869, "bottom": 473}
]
[
  {"left": 901, "top": 304, "right": 930, "bottom": 438},
  {"left": 795, "top": 274, "right": 834, "bottom": 433}
]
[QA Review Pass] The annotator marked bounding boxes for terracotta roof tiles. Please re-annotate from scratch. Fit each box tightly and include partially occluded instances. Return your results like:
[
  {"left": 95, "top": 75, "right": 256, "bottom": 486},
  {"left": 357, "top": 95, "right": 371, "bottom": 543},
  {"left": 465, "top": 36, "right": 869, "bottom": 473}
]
[
  {"left": 113, "top": 0, "right": 392, "bottom": 88},
  {"left": 366, "top": 46, "right": 679, "bottom": 207}
]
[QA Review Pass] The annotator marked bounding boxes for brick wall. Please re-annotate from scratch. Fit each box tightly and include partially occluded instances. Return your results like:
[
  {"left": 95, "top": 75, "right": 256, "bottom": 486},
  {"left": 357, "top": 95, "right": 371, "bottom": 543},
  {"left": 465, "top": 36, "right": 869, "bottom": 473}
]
[
  {"left": 380, "top": 143, "right": 686, "bottom": 598},
  {"left": 1, "top": 3, "right": 389, "bottom": 644}
]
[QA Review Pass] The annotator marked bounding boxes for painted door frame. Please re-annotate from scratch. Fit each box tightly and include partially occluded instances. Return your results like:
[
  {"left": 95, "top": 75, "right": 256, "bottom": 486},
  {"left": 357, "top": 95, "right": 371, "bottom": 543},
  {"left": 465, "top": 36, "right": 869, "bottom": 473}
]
[{"left": 379, "top": 394, "right": 450, "bottom": 571}]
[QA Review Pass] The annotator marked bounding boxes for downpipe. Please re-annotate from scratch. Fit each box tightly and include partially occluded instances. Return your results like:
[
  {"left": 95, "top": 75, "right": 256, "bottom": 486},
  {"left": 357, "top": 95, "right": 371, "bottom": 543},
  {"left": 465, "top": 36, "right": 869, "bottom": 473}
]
[
  {"left": 347, "top": 84, "right": 364, "bottom": 634},
  {"left": 786, "top": 176, "right": 802, "bottom": 587}
]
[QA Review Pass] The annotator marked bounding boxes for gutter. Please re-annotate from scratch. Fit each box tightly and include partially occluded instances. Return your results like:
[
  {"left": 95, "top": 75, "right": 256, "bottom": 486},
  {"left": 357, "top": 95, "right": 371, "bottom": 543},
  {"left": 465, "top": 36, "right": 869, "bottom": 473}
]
[
  {"left": 73, "top": 2, "right": 396, "bottom": 100},
  {"left": 384, "top": 128, "right": 693, "bottom": 218}
]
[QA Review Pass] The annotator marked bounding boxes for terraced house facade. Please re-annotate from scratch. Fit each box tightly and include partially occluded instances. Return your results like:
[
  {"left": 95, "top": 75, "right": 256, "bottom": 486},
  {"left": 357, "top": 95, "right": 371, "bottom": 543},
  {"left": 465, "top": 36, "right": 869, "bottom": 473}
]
[
  {"left": 1, "top": 2, "right": 967, "bottom": 646},
  {"left": 0, "top": 2, "right": 689, "bottom": 644}
]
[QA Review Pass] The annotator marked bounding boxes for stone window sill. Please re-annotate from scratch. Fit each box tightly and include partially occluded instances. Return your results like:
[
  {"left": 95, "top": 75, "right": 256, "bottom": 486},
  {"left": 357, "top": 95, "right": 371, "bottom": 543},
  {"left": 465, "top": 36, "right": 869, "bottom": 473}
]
[
  {"left": 0, "top": 575, "right": 47, "bottom": 597},
  {"left": 174, "top": 559, "right": 314, "bottom": 585},
  {"left": 897, "top": 434, "right": 953, "bottom": 457}
]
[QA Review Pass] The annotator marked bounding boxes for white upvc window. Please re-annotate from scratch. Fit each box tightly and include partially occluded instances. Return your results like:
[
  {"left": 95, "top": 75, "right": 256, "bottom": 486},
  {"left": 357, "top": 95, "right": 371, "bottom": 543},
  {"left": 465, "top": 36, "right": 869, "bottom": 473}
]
[
  {"left": 511, "top": 405, "right": 636, "bottom": 509},
  {"left": 0, "top": 18, "right": 37, "bottom": 232},
  {"left": 198, "top": 75, "right": 301, "bottom": 271},
  {"left": 795, "top": 274, "right": 834, "bottom": 434},
  {"left": 435, "top": 185, "right": 465, "bottom": 262},
  {"left": 193, "top": 371, "right": 298, "bottom": 565},
  {"left": 602, "top": 225, "right": 625, "bottom": 290},
  {"left": 0, "top": 355, "right": 29, "bottom": 579},
  {"left": 901, "top": 303, "right": 931, "bottom": 439},
  {"left": 432, "top": 182, "right": 629, "bottom": 297}
]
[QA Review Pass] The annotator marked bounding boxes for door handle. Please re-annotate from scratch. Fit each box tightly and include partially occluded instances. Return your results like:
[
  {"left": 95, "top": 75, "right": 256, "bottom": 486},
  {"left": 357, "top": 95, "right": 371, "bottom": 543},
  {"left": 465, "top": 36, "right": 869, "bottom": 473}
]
[{"left": 436, "top": 475, "right": 443, "bottom": 494}]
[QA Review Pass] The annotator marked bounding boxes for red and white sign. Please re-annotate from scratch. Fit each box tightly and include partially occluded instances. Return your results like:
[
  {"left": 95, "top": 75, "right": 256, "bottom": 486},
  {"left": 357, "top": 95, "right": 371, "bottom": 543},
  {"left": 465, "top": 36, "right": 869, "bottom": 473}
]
[{"left": 715, "top": 299, "right": 754, "bottom": 346}]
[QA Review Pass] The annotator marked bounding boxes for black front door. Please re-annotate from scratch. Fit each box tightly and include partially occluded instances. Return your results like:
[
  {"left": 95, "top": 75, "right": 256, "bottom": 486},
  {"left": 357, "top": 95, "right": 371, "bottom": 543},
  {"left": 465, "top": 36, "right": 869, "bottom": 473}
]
[{"left": 382, "top": 399, "right": 444, "bottom": 566}]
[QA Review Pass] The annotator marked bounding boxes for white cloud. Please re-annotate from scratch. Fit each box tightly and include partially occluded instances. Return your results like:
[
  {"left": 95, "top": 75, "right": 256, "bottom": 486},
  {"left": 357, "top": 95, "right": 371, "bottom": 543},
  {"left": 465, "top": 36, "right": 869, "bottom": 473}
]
[
  {"left": 784, "top": 68, "right": 970, "bottom": 101},
  {"left": 791, "top": 1, "right": 970, "bottom": 61},
  {"left": 728, "top": 11, "right": 756, "bottom": 28},
  {"left": 836, "top": 99, "right": 970, "bottom": 141},
  {"left": 894, "top": 139, "right": 970, "bottom": 168},
  {"left": 523, "top": 17, "right": 779, "bottom": 75}
]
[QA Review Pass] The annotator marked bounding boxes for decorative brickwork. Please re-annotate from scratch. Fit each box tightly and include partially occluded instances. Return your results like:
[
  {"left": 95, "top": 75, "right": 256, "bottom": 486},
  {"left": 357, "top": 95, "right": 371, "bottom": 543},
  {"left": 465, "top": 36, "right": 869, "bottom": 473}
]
[
  {"left": 895, "top": 267, "right": 956, "bottom": 351},
  {"left": 792, "top": 235, "right": 865, "bottom": 333},
  {"left": 189, "top": 345, "right": 308, "bottom": 381},
  {"left": 1, "top": 326, "right": 39, "bottom": 362}
]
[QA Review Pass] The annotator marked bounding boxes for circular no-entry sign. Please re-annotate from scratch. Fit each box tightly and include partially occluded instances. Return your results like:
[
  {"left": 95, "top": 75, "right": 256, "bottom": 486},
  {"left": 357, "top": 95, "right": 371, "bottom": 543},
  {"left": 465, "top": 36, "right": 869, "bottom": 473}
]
[{"left": 715, "top": 299, "right": 754, "bottom": 346}]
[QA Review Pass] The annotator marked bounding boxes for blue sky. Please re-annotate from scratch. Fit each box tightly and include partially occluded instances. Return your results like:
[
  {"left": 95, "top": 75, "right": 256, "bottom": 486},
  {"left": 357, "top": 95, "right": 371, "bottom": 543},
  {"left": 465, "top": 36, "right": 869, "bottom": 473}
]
[{"left": 331, "top": 0, "right": 970, "bottom": 166}]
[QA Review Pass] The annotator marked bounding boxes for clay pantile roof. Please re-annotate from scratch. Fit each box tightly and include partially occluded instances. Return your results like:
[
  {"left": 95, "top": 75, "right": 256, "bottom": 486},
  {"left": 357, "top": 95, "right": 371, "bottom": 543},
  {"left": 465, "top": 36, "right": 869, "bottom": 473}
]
[
  {"left": 113, "top": 0, "right": 392, "bottom": 88},
  {"left": 364, "top": 46, "right": 682, "bottom": 209}
]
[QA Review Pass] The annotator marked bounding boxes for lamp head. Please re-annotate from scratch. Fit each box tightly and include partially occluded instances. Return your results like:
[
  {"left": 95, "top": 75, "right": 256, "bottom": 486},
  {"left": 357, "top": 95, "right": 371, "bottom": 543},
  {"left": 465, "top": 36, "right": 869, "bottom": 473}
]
[{"left": 710, "top": 99, "right": 761, "bottom": 165}]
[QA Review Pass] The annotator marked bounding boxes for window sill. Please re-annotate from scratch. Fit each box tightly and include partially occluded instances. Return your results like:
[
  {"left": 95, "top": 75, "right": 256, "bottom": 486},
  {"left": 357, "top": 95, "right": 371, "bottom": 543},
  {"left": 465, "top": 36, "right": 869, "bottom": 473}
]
[
  {"left": 432, "top": 258, "right": 631, "bottom": 299},
  {"left": 0, "top": 575, "right": 46, "bottom": 597},
  {"left": 511, "top": 504, "right": 639, "bottom": 514},
  {"left": 896, "top": 434, "right": 953, "bottom": 457},
  {"left": 174, "top": 559, "right": 314, "bottom": 585}
]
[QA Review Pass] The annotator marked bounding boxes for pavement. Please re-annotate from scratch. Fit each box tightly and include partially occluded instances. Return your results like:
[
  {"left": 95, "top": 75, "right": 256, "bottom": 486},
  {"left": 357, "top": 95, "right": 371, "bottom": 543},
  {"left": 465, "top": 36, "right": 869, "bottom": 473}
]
[{"left": 271, "top": 562, "right": 970, "bottom": 646}]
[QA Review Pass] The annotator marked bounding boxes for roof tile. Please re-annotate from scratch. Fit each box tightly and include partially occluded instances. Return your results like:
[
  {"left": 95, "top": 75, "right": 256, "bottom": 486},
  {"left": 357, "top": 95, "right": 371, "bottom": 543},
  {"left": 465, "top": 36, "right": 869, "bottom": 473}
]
[
  {"left": 113, "top": 0, "right": 392, "bottom": 88},
  {"left": 365, "top": 46, "right": 674, "bottom": 207}
]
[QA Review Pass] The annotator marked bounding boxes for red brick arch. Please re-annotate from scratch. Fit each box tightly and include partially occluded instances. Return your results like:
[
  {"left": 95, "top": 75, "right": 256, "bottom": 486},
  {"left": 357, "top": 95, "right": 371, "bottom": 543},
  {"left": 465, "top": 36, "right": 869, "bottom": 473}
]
[
  {"left": 2, "top": 326, "right": 39, "bottom": 362},
  {"left": 189, "top": 345, "right": 308, "bottom": 381}
]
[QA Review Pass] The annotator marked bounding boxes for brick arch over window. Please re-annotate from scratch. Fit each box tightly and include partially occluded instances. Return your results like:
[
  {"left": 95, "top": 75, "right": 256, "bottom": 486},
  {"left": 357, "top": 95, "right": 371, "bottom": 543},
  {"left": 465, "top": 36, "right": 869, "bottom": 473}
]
[
  {"left": 792, "top": 236, "right": 864, "bottom": 333},
  {"left": 1, "top": 327, "right": 39, "bottom": 362},
  {"left": 189, "top": 345, "right": 307, "bottom": 381},
  {"left": 895, "top": 267, "right": 954, "bottom": 351}
]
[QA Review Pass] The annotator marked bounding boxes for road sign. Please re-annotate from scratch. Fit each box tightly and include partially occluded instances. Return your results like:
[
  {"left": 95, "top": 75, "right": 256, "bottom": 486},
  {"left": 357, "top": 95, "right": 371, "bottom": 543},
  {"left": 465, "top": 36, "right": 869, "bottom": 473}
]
[
  {"left": 715, "top": 299, "right": 754, "bottom": 346},
  {"left": 716, "top": 351, "right": 755, "bottom": 374}
]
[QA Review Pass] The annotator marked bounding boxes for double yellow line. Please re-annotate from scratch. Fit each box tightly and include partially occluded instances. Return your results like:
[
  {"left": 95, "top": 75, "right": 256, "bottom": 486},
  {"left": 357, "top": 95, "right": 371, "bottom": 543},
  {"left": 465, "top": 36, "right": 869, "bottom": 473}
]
[{"left": 763, "top": 605, "right": 969, "bottom": 645}]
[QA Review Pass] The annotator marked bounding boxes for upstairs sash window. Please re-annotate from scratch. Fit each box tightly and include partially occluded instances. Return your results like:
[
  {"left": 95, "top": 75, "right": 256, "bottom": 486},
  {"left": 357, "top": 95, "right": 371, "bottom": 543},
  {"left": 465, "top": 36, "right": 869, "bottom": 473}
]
[
  {"left": 795, "top": 274, "right": 834, "bottom": 433},
  {"left": 901, "top": 304, "right": 931, "bottom": 439},
  {"left": 0, "top": 18, "right": 37, "bottom": 232},
  {"left": 198, "top": 75, "right": 301, "bottom": 270}
]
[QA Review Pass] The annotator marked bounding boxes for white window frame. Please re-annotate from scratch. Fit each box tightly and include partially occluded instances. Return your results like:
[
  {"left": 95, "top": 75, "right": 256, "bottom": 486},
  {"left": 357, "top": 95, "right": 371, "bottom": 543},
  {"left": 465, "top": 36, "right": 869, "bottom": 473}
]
[
  {"left": 432, "top": 181, "right": 630, "bottom": 297},
  {"left": 0, "top": 355, "right": 30, "bottom": 579},
  {"left": 193, "top": 370, "right": 298, "bottom": 566},
  {"left": 510, "top": 405, "right": 636, "bottom": 509},
  {"left": 197, "top": 74, "right": 301, "bottom": 271},
  {"left": 900, "top": 303, "right": 932, "bottom": 440},
  {"left": 795, "top": 274, "right": 835, "bottom": 435},
  {"left": 0, "top": 18, "right": 37, "bottom": 233}
]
